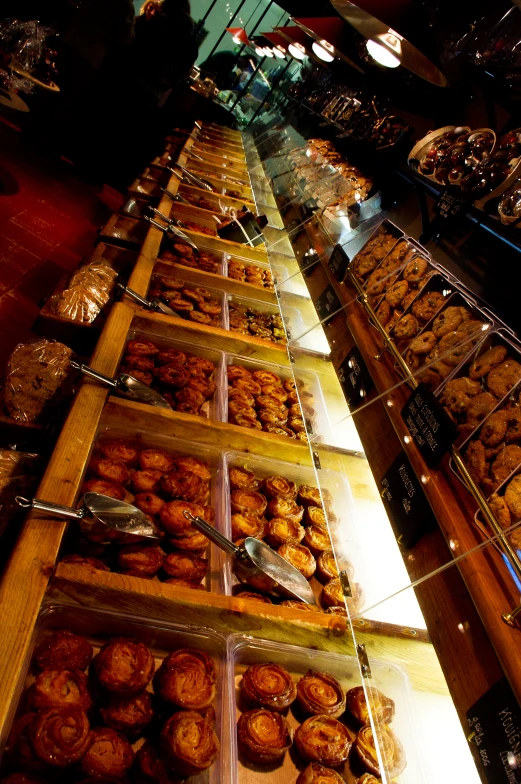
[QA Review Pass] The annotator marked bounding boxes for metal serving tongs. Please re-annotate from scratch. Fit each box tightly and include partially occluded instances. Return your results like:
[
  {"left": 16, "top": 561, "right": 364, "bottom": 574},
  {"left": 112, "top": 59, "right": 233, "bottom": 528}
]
[
  {"left": 69, "top": 360, "right": 172, "bottom": 409},
  {"left": 116, "top": 282, "right": 177, "bottom": 317},
  {"left": 183, "top": 511, "right": 316, "bottom": 603},
  {"left": 16, "top": 492, "right": 160, "bottom": 540},
  {"left": 168, "top": 164, "right": 216, "bottom": 193}
]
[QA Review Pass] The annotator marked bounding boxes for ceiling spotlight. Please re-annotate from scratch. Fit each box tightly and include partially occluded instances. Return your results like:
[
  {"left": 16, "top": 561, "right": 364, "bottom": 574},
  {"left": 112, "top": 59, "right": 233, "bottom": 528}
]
[
  {"left": 263, "top": 47, "right": 274, "bottom": 57},
  {"left": 288, "top": 42, "right": 306, "bottom": 60},
  {"left": 273, "top": 46, "right": 286, "bottom": 59},
  {"left": 232, "top": 34, "right": 242, "bottom": 44},
  {"left": 366, "top": 32, "right": 401, "bottom": 68},
  {"left": 312, "top": 39, "right": 335, "bottom": 62},
  {"left": 255, "top": 46, "right": 265, "bottom": 56}
]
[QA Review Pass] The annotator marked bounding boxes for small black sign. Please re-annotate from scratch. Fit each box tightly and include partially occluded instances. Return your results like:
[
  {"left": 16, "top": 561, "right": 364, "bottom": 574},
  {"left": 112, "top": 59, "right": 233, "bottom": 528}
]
[
  {"left": 297, "top": 249, "right": 319, "bottom": 278},
  {"left": 315, "top": 285, "right": 342, "bottom": 324},
  {"left": 435, "top": 190, "right": 469, "bottom": 221},
  {"left": 401, "top": 382, "right": 458, "bottom": 468},
  {"left": 466, "top": 677, "right": 521, "bottom": 783},
  {"left": 338, "top": 348, "right": 374, "bottom": 407},
  {"left": 380, "top": 452, "right": 437, "bottom": 548},
  {"left": 328, "top": 244, "right": 350, "bottom": 282}
]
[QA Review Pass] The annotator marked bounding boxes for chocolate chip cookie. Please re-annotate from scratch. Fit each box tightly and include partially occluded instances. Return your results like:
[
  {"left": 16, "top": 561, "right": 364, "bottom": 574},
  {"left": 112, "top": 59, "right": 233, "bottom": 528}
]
[
  {"left": 491, "top": 445, "right": 521, "bottom": 484},
  {"left": 487, "top": 360, "right": 521, "bottom": 399},
  {"left": 505, "top": 475, "right": 521, "bottom": 519},
  {"left": 412, "top": 291, "right": 445, "bottom": 323},
  {"left": 469, "top": 345, "right": 508, "bottom": 380}
]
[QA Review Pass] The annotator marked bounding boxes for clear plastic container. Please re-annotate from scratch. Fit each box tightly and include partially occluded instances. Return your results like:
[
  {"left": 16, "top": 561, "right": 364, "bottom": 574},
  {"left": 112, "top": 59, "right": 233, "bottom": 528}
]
[
  {"left": 225, "top": 294, "right": 298, "bottom": 346},
  {"left": 149, "top": 269, "right": 227, "bottom": 329},
  {"left": 0, "top": 602, "right": 231, "bottom": 784},
  {"left": 158, "top": 236, "right": 227, "bottom": 276}
]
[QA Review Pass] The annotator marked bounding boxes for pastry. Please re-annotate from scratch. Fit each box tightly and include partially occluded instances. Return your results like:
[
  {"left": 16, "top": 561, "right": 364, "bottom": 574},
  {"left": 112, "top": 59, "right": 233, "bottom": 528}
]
[
  {"left": 154, "top": 649, "right": 216, "bottom": 710},
  {"left": 354, "top": 724, "right": 406, "bottom": 778},
  {"left": 266, "top": 517, "right": 305, "bottom": 548},
  {"left": 267, "top": 497, "right": 304, "bottom": 523},
  {"left": 241, "top": 663, "right": 297, "bottom": 712},
  {"left": 80, "top": 727, "right": 134, "bottom": 779},
  {"left": 99, "top": 440, "right": 138, "bottom": 465},
  {"left": 345, "top": 685, "right": 395, "bottom": 725},
  {"left": 30, "top": 708, "right": 91, "bottom": 767},
  {"left": 278, "top": 543, "right": 316, "bottom": 579},
  {"left": 295, "top": 715, "right": 352, "bottom": 766},
  {"left": 100, "top": 691, "right": 154, "bottom": 736},
  {"left": 303, "top": 525, "right": 331, "bottom": 556},
  {"left": 298, "top": 485, "right": 323, "bottom": 507},
  {"left": 231, "top": 489, "right": 268, "bottom": 517},
  {"left": 93, "top": 638, "right": 154, "bottom": 695},
  {"left": 139, "top": 449, "right": 175, "bottom": 472},
  {"left": 229, "top": 466, "right": 259, "bottom": 490},
  {"left": 34, "top": 631, "right": 93, "bottom": 672},
  {"left": 231, "top": 512, "right": 267, "bottom": 540},
  {"left": 163, "top": 552, "right": 208, "bottom": 583},
  {"left": 116, "top": 542, "right": 164, "bottom": 576},
  {"left": 161, "top": 710, "right": 219, "bottom": 776},
  {"left": 159, "top": 500, "right": 205, "bottom": 536},
  {"left": 261, "top": 475, "right": 297, "bottom": 499},
  {"left": 306, "top": 506, "right": 327, "bottom": 528},
  {"left": 297, "top": 763, "right": 346, "bottom": 783},
  {"left": 297, "top": 670, "right": 346, "bottom": 718},
  {"left": 131, "top": 469, "right": 163, "bottom": 493},
  {"left": 28, "top": 669, "right": 92, "bottom": 711},
  {"left": 237, "top": 709, "right": 293, "bottom": 763}
]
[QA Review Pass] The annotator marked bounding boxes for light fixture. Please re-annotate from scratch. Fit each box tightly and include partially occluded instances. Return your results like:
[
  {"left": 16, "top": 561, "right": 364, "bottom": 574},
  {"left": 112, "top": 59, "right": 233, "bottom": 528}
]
[
  {"left": 225, "top": 27, "right": 250, "bottom": 47},
  {"left": 255, "top": 46, "right": 265, "bottom": 56},
  {"left": 312, "top": 39, "right": 335, "bottom": 62},
  {"left": 273, "top": 46, "right": 286, "bottom": 59},
  {"left": 263, "top": 47, "right": 274, "bottom": 58},
  {"left": 366, "top": 37, "right": 400, "bottom": 68},
  {"left": 261, "top": 31, "right": 288, "bottom": 59},
  {"left": 276, "top": 25, "right": 314, "bottom": 60},
  {"left": 288, "top": 42, "right": 306, "bottom": 60}
]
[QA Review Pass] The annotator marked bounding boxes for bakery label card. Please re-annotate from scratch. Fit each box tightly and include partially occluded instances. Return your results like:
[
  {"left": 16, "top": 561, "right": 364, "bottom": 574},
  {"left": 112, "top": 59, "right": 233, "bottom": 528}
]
[
  {"left": 401, "top": 382, "right": 458, "bottom": 468},
  {"left": 314, "top": 285, "right": 342, "bottom": 324},
  {"left": 466, "top": 677, "right": 521, "bottom": 783},
  {"left": 338, "top": 348, "right": 374, "bottom": 407},
  {"left": 380, "top": 452, "right": 437, "bottom": 548},
  {"left": 328, "top": 244, "right": 350, "bottom": 282}
]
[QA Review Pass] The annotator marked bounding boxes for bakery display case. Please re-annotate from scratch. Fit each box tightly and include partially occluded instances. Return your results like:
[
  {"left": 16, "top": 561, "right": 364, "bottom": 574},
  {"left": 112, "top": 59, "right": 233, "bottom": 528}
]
[{"left": 1, "top": 118, "right": 520, "bottom": 784}]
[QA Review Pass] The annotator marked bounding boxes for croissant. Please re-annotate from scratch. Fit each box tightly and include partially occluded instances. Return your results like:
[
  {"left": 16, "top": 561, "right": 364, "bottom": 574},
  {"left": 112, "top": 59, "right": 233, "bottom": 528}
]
[
  {"left": 154, "top": 648, "right": 216, "bottom": 710},
  {"left": 294, "top": 715, "right": 352, "bottom": 766},
  {"left": 34, "top": 631, "right": 93, "bottom": 672},
  {"left": 93, "top": 638, "right": 154, "bottom": 695},
  {"left": 241, "top": 663, "right": 297, "bottom": 712},
  {"left": 354, "top": 724, "right": 406, "bottom": 778},
  {"left": 30, "top": 708, "right": 91, "bottom": 767},
  {"left": 345, "top": 686, "right": 395, "bottom": 725},
  {"left": 237, "top": 709, "right": 293, "bottom": 764},
  {"left": 80, "top": 727, "right": 134, "bottom": 779},
  {"left": 296, "top": 670, "right": 346, "bottom": 718},
  {"left": 231, "top": 489, "right": 268, "bottom": 517},
  {"left": 28, "top": 669, "right": 92, "bottom": 711},
  {"left": 161, "top": 710, "right": 219, "bottom": 776},
  {"left": 296, "top": 762, "right": 346, "bottom": 783}
]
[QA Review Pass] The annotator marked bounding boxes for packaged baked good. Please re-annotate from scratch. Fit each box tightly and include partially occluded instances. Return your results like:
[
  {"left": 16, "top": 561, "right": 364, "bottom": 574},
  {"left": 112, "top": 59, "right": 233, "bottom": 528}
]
[
  {"left": 0, "top": 449, "right": 42, "bottom": 538},
  {"left": 48, "top": 262, "right": 118, "bottom": 323}
]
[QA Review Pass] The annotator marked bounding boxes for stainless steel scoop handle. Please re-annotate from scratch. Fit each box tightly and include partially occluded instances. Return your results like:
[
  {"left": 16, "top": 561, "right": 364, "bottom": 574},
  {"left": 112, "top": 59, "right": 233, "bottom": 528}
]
[
  {"left": 70, "top": 360, "right": 118, "bottom": 389},
  {"left": 143, "top": 214, "right": 199, "bottom": 251},
  {"left": 116, "top": 283, "right": 153, "bottom": 309},
  {"left": 151, "top": 207, "right": 189, "bottom": 231},
  {"left": 183, "top": 510, "right": 239, "bottom": 558},
  {"left": 170, "top": 165, "right": 215, "bottom": 193},
  {"left": 16, "top": 496, "right": 85, "bottom": 520}
]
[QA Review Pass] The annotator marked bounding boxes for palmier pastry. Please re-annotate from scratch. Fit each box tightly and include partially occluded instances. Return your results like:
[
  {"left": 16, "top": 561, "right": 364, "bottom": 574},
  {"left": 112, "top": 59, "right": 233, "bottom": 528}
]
[
  {"left": 298, "top": 485, "right": 323, "bottom": 507},
  {"left": 186, "top": 356, "right": 215, "bottom": 377},
  {"left": 355, "top": 724, "right": 406, "bottom": 778},
  {"left": 170, "top": 528, "right": 209, "bottom": 552},
  {"left": 241, "top": 663, "right": 297, "bottom": 712},
  {"left": 80, "top": 727, "right": 134, "bottom": 779},
  {"left": 99, "top": 440, "right": 138, "bottom": 466},
  {"left": 82, "top": 478, "right": 125, "bottom": 501},
  {"left": 297, "top": 762, "right": 346, "bottom": 783},
  {"left": 252, "top": 370, "right": 282, "bottom": 386},
  {"left": 231, "top": 513, "right": 267, "bottom": 541},
  {"left": 122, "top": 355, "right": 154, "bottom": 372},
  {"left": 237, "top": 709, "right": 293, "bottom": 764},
  {"left": 266, "top": 517, "right": 305, "bottom": 548},
  {"left": 345, "top": 686, "right": 395, "bottom": 725},
  {"left": 117, "top": 542, "right": 164, "bottom": 576},
  {"left": 233, "top": 414, "right": 262, "bottom": 429},
  {"left": 228, "top": 388, "right": 255, "bottom": 407},
  {"left": 306, "top": 506, "right": 327, "bottom": 528},
  {"left": 175, "top": 456, "right": 211, "bottom": 481},
  {"left": 229, "top": 466, "right": 259, "bottom": 490},
  {"left": 133, "top": 492, "right": 165, "bottom": 517},
  {"left": 131, "top": 469, "right": 163, "bottom": 493},
  {"left": 35, "top": 631, "right": 93, "bottom": 672},
  {"left": 60, "top": 554, "right": 109, "bottom": 573},
  {"left": 256, "top": 396, "right": 287, "bottom": 417},
  {"left": 30, "top": 707, "right": 91, "bottom": 766},
  {"left": 28, "top": 669, "right": 92, "bottom": 711},
  {"left": 126, "top": 339, "right": 158, "bottom": 357},
  {"left": 233, "top": 377, "right": 262, "bottom": 395},
  {"left": 100, "top": 691, "right": 153, "bottom": 736},
  {"left": 93, "top": 638, "right": 154, "bottom": 695},
  {"left": 228, "top": 366, "right": 252, "bottom": 382},
  {"left": 231, "top": 489, "right": 267, "bottom": 517},
  {"left": 267, "top": 497, "right": 304, "bottom": 523},
  {"left": 159, "top": 501, "right": 205, "bottom": 536},
  {"left": 297, "top": 671, "right": 346, "bottom": 718},
  {"left": 154, "top": 648, "right": 216, "bottom": 710},
  {"left": 264, "top": 424, "right": 296, "bottom": 438},
  {"left": 139, "top": 449, "right": 175, "bottom": 473},
  {"left": 89, "top": 457, "right": 129, "bottom": 485},
  {"left": 163, "top": 552, "right": 208, "bottom": 582},
  {"left": 278, "top": 543, "right": 316, "bottom": 579},
  {"left": 235, "top": 591, "right": 273, "bottom": 603},
  {"left": 316, "top": 551, "right": 339, "bottom": 583},
  {"left": 161, "top": 711, "right": 219, "bottom": 776},
  {"left": 303, "top": 526, "right": 332, "bottom": 557},
  {"left": 295, "top": 715, "right": 352, "bottom": 766},
  {"left": 261, "top": 475, "right": 297, "bottom": 500}
]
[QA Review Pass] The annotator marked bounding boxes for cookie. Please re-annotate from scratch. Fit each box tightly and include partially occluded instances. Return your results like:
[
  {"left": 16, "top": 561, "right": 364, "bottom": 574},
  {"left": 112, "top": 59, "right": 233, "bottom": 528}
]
[
  {"left": 466, "top": 392, "right": 497, "bottom": 428},
  {"left": 437, "top": 331, "right": 470, "bottom": 367},
  {"left": 375, "top": 300, "right": 391, "bottom": 327},
  {"left": 489, "top": 493, "right": 512, "bottom": 527},
  {"left": 491, "top": 445, "right": 521, "bottom": 484},
  {"left": 408, "top": 331, "right": 437, "bottom": 355},
  {"left": 403, "top": 256, "right": 428, "bottom": 284},
  {"left": 505, "top": 475, "right": 521, "bottom": 519},
  {"left": 506, "top": 408, "right": 521, "bottom": 442},
  {"left": 405, "top": 350, "right": 421, "bottom": 371},
  {"left": 365, "top": 268, "right": 390, "bottom": 296},
  {"left": 385, "top": 280, "right": 409, "bottom": 308},
  {"left": 480, "top": 411, "right": 508, "bottom": 447},
  {"left": 465, "top": 440, "right": 487, "bottom": 485},
  {"left": 412, "top": 291, "right": 446, "bottom": 323},
  {"left": 487, "top": 360, "right": 521, "bottom": 399},
  {"left": 469, "top": 345, "right": 508, "bottom": 380},
  {"left": 401, "top": 290, "right": 418, "bottom": 312},
  {"left": 440, "top": 377, "right": 480, "bottom": 414},
  {"left": 458, "top": 320, "right": 487, "bottom": 339},
  {"left": 393, "top": 313, "right": 418, "bottom": 339},
  {"left": 386, "top": 310, "right": 403, "bottom": 334},
  {"left": 418, "top": 367, "right": 443, "bottom": 390},
  {"left": 432, "top": 306, "right": 465, "bottom": 338}
]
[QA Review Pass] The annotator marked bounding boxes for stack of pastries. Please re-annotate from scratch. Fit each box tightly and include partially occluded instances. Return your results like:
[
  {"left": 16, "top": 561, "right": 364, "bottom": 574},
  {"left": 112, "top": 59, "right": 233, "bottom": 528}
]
[
  {"left": 148, "top": 275, "right": 223, "bottom": 327},
  {"left": 227, "top": 259, "right": 275, "bottom": 290},
  {"left": 1, "top": 629, "right": 219, "bottom": 782},
  {"left": 160, "top": 243, "right": 220, "bottom": 274},
  {"left": 61, "top": 440, "right": 214, "bottom": 587},
  {"left": 237, "top": 661, "right": 405, "bottom": 781},
  {"left": 228, "top": 301, "right": 286, "bottom": 344}
]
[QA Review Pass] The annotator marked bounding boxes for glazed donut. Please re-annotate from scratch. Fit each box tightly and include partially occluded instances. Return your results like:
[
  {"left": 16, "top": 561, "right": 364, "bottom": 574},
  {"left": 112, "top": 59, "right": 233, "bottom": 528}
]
[
  {"left": 93, "top": 638, "right": 154, "bottom": 695},
  {"left": 138, "top": 449, "right": 175, "bottom": 472},
  {"left": 35, "top": 631, "right": 93, "bottom": 672},
  {"left": 241, "top": 663, "right": 297, "bottom": 712}
]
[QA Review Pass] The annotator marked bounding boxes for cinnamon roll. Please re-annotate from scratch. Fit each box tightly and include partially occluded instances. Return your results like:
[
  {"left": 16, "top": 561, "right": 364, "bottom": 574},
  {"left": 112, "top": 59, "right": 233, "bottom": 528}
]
[
  {"left": 260, "top": 384, "right": 288, "bottom": 403},
  {"left": 303, "top": 526, "right": 331, "bottom": 557},
  {"left": 305, "top": 506, "right": 327, "bottom": 528},
  {"left": 258, "top": 409, "right": 288, "bottom": 426},
  {"left": 266, "top": 517, "right": 305, "bottom": 548},
  {"left": 99, "top": 440, "right": 138, "bottom": 466},
  {"left": 154, "top": 649, "right": 216, "bottom": 710},
  {"left": 93, "top": 638, "right": 154, "bottom": 695},
  {"left": 267, "top": 497, "right": 304, "bottom": 523},
  {"left": 229, "top": 400, "right": 256, "bottom": 419},
  {"left": 296, "top": 671, "right": 346, "bottom": 718},
  {"left": 116, "top": 542, "right": 164, "bottom": 576},
  {"left": 237, "top": 709, "right": 292, "bottom": 764},
  {"left": 175, "top": 456, "right": 211, "bottom": 481},
  {"left": 229, "top": 466, "right": 259, "bottom": 490},
  {"left": 286, "top": 391, "right": 299, "bottom": 406},
  {"left": 252, "top": 370, "right": 282, "bottom": 386},
  {"left": 231, "top": 489, "right": 267, "bottom": 517},
  {"left": 80, "top": 727, "right": 134, "bottom": 779},
  {"left": 228, "top": 388, "right": 255, "bottom": 407},
  {"left": 28, "top": 669, "right": 92, "bottom": 711},
  {"left": 284, "top": 379, "right": 296, "bottom": 393},
  {"left": 227, "top": 366, "right": 252, "bottom": 382},
  {"left": 159, "top": 500, "right": 205, "bottom": 536},
  {"left": 163, "top": 552, "right": 208, "bottom": 583},
  {"left": 30, "top": 708, "right": 91, "bottom": 767},
  {"left": 232, "top": 414, "right": 262, "bottom": 429},
  {"left": 294, "top": 715, "right": 352, "bottom": 766},
  {"left": 278, "top": 543, "right": 316, "bottom": 579},
  {"left": 263, "top": 424, "right": 296, "bottom": 438},
  {"left": 232, "top": 377, "right": 262, "bottom": 396},
  {"left": 35, "top": 631, "right": 93, "bottom": 672},
  {"left": 255, "top": 396, "right": 287, "bottom": 417},
  {"left": 154, "top": 365, "right": 190, "bottom": 389},
  {"left": 354, "top": 724, "right": 406, "bottom": 778},
  {"left": 345, "top": 686, "right": 395, "bottom": 726},
  {"left": 316, "top": 551, "right": 339, "bottom": 584},
  {"left": 261, "top": 475, "right": 297, "bottom": 500},
  {"left": 186, "top": 356, "right": 215, "bottom": 377},
  {"left": 161, "top": 711, "right": 219, "bottom": 776},
  {"left": 296, "top": 763, "right": 346, "bottom": 784},
  {"left": 156, "top": 348, "right": 187, "bottom": 366},
  {"left": 231, "top": 513, "right": 267, "bottom": 541},
  {"left": 100, "top": 691, "right": 154, "bottom": 736},
  {"left": 139, "top": 449, "right": 175, "bottom": 473},
  {"left": 187, "top": 376, "right": 216, "bottom": 399},
  {"left": 126, "top": 339, "right": 158, "bottom": 357},
  {"left": 241, "top": 663, "right": 297, "bottom": 712},
  {"left": 174, "top": 387, "right": 205, "bottom": 409},
  {"left": 122, "top": 355, "right": 154, "bottom": 372}
]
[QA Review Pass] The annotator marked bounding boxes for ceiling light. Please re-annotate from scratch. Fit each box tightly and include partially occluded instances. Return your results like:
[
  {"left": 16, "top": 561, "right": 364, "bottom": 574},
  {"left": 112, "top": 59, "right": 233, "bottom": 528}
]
[
  {"left": 366, "top": 33, "right": 401, "bottom": 68},
  {"left": 255, "top": 46, "right": 265, "bottom": 56},
  {"left": 273, "top": 46, "right": 286, "bottom": 59},
  {"left": 312, "top": 40, "right": 335, "bottom": 62},
  {"left": 232, "top": 35, "right": 242, "bottom": 44},
  {"left": 263, "top": 47, "right": 274, "bottom": 58},
  {"left": 288, "top": 42, "right": 306, "bottom": 60}
]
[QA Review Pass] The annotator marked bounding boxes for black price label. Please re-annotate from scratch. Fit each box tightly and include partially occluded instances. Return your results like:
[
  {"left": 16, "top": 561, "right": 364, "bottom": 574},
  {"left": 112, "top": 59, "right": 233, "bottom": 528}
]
[
  {"left": 328, "top": 244, "right": 350, "bottom": 282},
  {"left": 380, "top": 452, "right": 437, "bottom": 548},
  {"left": 315, "top": 285, "right": 342, "bottom": 324},
  {"left": 435, "top": 190, "right": 469, "bottom": 221},
  {"left": 401, "top": 382, "right": 458, "bottom": 468},
  {"left": 338, "top": 348, "right": 373, "bottom": 407},
  {"left": 297, "top": 249, "right": 319, "bottom": 278},
  {"left": 466, "top": 678, "right": 521, "bottom": 783}
]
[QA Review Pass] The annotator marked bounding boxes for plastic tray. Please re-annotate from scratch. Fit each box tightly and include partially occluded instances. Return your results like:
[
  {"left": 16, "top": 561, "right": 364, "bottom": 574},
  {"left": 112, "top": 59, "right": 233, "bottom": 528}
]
[
  {"left": 350, "top": 218, "right": 404, "bottom": 282},
  {"left": 149, "top": 270, "right": 227, "bottom": 329},
  {"left": 226, "top": 294, "right": 295, "bottom": 345},
  {"left": 229, "top": 634, "right": 424, "bottom": 784},
  {"left": 158, "top": 236, "right": 226, "bottom": 276},
  {"left": 0, "top": 603, "right": 230, "bottom": 784}
]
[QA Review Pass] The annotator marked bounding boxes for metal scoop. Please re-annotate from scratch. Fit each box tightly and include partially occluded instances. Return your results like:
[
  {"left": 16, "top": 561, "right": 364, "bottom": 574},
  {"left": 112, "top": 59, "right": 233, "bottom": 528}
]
[
  {"left": 70, "top": 360, "right": 172, "bottom": 409},
  {"left": 16, "top": 492, "right": 160, "bottom": 540},
  {"left": 168, "top": 165, "right": 216, "bottom": 193},
  {"left": 183, "top": 510, "right": 316, "bottom": 603},
  {"left": 116, "top": 282, "right": 177, "bottom": 316}
]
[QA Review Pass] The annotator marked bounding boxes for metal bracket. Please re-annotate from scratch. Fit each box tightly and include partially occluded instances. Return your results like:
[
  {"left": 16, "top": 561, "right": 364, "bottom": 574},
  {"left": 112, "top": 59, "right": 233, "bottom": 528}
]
[
  {"left": 312, "top": 451, "right": 321, "bottom": 470},
  {"left": 357, "top": 644, "right": 372, "bottom": 679},
  {"left": 288, "top": 350, "right": 295, "bottom": 364},
  {"left": 339, "top": 569, "right": 352, "bottom": 597}
]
